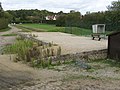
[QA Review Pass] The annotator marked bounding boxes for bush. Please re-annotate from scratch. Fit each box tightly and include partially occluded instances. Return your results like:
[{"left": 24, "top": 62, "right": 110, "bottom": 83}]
[{"left": 0, "top": 18, "right": 8, "bottom": 29}]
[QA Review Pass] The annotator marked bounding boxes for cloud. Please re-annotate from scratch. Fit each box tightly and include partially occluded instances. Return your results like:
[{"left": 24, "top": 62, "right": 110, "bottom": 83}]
[{"left": 1, "top": 0, "right": 118, "bottom": 14}]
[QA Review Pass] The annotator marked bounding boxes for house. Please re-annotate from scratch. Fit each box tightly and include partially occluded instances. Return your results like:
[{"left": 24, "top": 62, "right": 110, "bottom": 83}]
[
  {"left": 107, "top": 32, "right": 120, "bottom": 61},
  {"left": 45, "top": 15, "right": 57, "bottom": 20}
]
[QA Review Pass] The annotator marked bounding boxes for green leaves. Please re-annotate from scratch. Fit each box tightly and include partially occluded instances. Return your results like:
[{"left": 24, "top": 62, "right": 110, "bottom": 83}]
[{"left": 107, "top": 1, "right": 120, "bottom": 11}]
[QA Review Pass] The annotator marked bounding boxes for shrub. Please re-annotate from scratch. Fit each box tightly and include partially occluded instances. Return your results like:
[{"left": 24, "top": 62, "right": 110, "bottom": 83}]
[{"left": 0, "top": 18, "right": 8, "bottom": 30}]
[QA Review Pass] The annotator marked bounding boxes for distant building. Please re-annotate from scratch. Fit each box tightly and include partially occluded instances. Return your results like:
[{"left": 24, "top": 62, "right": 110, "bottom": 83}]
[{"left": 45, "top": 15, "right": 57, "bottom": 20}]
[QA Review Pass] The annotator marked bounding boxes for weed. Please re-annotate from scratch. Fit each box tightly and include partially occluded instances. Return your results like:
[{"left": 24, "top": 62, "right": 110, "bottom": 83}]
[
  {"left": 0, "top": 27, "right": 11, "bottom": 32},
  {"left": 2, "top": 33, "right": 17, "bottom": 36}
]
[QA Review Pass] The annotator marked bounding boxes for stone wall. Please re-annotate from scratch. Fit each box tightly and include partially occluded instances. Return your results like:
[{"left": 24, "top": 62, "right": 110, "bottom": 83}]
[
  {"left": 18, "top": 33, "right": 51, "bottom": 45},
  {"left": 50, "top": 49, "right": 107, "bottom": 63},
  {"left": 18, "top": 33, "right": 107, "bottom": 63}
]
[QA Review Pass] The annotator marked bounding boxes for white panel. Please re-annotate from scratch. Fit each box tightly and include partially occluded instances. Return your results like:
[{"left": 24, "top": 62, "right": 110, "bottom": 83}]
[{"left": 92, "top": 24, "right": 105, "bottom": 34}]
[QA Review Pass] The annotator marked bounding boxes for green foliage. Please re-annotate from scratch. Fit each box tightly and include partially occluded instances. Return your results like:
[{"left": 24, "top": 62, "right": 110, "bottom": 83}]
[
  {"left": 19, "top": 24, "right": 64, "bottom": 32},
  {"left": 107, "top": 0, "right": 120, "bottom": 11},
  {"left": 3, "top": 38, "right": 62, "bottom": 68},
  {"left": 66, "top": 11, "right": 81, "bottom": 27},
  {"left": 56, "top": 11, "right": 81, "bottom": 27},
  {"left": 105, "top": 10, "right": 120, "bottom": 31},
  {"left": 0, "top": 27, "right": 11, "bottom": 32},
  {"left": 2, "top": 33, "right": 17, "bottom": 36},
  {"left": 4, "top": 1, "right": 120, "bottom": 31},
  {"left": 0, "top": 18, "right": 8, "bottom": 29},
  {"left": 18, "top": 24, "right": 92, "bottom": 36},
  {"left": 7, "top": 9, "right": 54, "bottom": 23},
  {"left": 56, "top": 1, "right": 120, "bottom": 31},
  {"left": 0, "top": 3, "right": 12, "bottom": 30},
  {"left": 79, "top": 1, "right": 120, "bottom": 31},
  {"left": 56, "top": 15, "right": 66, "bottom": 27},
  {"left": 3, "top": 39, "right": 33, "bottom": 61}
]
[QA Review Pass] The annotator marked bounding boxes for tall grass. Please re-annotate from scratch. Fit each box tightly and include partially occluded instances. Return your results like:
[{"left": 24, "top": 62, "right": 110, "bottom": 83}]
[
  {"left": 18, "top": 24, "right": 92, "bottom": 36},
  {"left": 3, "top": 38, "right": 62, "bottom": 68},
  {"left": 3, "top": 39, "right": 33, "bottom": 60},
  {"left": 0, "top": 27, "right": 11, "bottom": 32}
]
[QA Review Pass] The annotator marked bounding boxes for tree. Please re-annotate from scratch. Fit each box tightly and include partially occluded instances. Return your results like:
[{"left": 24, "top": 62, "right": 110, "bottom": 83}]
[
  {"left": 56, "top": 11, "right": 81, "bottom": 27},
  {"left": 107, "top": 0, "right": 120, "bottom": 11},
  {"left": 106, "top": 0, "right": 120, "bottom": 31},
  {"left": 0, "top": 2, "right": 9, "bottom": 30},
  {"left": 7, "top": 9, "right": 55, "bottom": 23},
  {"left": 0, "top": 2, "right": 3, "bottom": 11},
  {"left": 66, "top": 11, "right": 81, "bottom": 27},
  {"left": 58, "top": 11, "right": 64, "bottom": 15},
  {"left": 56, "top": 15, "right": 66, "bottom": 26}
]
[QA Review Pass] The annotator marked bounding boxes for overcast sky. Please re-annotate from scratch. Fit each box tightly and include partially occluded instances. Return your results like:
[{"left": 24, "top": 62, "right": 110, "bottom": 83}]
[{"left": 0, "top": 0, "right": 118, "bottom": 14}]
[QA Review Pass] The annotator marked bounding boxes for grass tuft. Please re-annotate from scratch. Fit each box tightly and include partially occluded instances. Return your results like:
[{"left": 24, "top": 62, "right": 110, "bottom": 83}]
[
  {"left": 2, "top": 33, "right": 17, "bottom": 36},
  {"left": 0, "top": 27, "right": 11, "bottom": 32}
]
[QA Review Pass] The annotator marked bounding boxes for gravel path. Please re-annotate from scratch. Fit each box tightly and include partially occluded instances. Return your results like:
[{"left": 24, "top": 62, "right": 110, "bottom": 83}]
[
  {"left": 0, "top": 25, "right": 20, "bottom": 36},
  {"left": 0, "top": 25, "right": 21, "bottom": 54}
]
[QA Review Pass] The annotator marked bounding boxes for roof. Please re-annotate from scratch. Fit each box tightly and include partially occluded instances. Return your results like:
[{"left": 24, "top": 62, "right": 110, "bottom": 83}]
[
  {"left": 107, "top": 31, "right": 120, "bottom": 36},
  {"left": 93, "top": 24, "right": 105, "bottom": 26}
]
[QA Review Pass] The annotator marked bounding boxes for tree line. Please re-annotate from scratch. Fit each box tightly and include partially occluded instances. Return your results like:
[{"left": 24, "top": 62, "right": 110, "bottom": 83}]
[
  {"left": 7, "top": 9, "right": 56, "bottom": 23},
  {"left": 56, "top": 1, "right": 120, "bottom": 31},
  {"left": 0, "top": 3, "right": 11, "bottom": 29},
  {"left": 6, "top": 0, "right": 120, "bottom": 31}
]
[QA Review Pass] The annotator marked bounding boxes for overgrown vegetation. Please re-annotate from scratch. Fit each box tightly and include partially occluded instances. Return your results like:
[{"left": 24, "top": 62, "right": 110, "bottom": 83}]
[
  {"left": 0, "top": 18, "right": 9, "bottom": 29},
  {"left": 2, "top": 33, "right": 17, "bottom": 36},
  {"left": 3, "top": 39, "right": 33, "bottom": 54},
  {"left": 0, "top": 27, "right": 11, "bottom": 32},
  {"left": 3, "top": 36, "right": 62, "bottom": 68}
]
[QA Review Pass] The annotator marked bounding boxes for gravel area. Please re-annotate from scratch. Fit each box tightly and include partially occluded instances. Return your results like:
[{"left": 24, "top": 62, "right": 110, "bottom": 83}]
[{"left": 24, "top": 32, "right": 108, "bottom": 54}]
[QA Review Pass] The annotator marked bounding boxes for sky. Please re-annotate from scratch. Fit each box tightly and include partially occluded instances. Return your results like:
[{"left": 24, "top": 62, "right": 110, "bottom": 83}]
[{"left": 0, "top": 0, "right": 118, "bottom": 14}]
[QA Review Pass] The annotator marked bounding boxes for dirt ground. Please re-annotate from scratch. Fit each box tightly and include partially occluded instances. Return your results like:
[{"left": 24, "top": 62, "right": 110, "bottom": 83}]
[
  {"left": 0, "top": 55, "right": 120, "bottom": 90},
  {"left": 0, "top": 26, "right": 120, "bottom": 90},
  {"left": 0, "top": 25, "right": 21, "bottom": 54},
  {"left": 22, "top": 32, "right": 108, "bottom": 54}
]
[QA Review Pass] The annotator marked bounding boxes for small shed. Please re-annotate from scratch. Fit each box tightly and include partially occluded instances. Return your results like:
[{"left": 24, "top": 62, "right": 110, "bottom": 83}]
[{"left": 107, "top": 32, "right": 120, "bottom": 61}]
